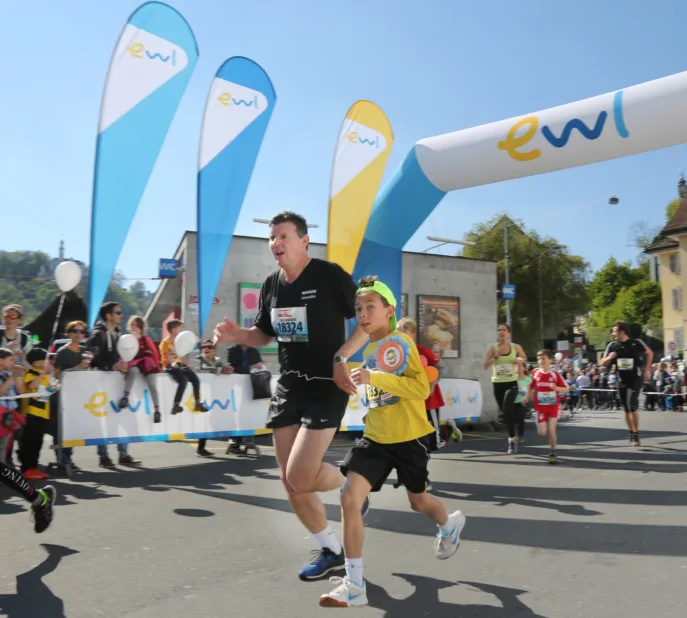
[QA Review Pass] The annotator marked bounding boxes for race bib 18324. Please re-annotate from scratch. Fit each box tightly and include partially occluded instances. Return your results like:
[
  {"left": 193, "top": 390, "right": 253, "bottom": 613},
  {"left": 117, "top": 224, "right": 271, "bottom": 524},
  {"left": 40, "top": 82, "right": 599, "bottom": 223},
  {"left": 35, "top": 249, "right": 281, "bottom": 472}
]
[{"left": 271, "top": 307, "right": 309, "bottom": 343}]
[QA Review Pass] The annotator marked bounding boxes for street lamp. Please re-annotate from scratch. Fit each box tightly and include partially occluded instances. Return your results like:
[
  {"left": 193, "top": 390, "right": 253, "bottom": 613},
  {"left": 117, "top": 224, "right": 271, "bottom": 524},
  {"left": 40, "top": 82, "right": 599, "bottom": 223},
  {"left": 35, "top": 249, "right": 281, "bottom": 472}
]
[
  {"left": 538, "top": 244, "right": 561, "bottom": 349},
  {"left": 423, "top": 235, "right": 476, "bottom": 252},
  {"left": 253, "top": 217, "right": 320, "bottom": 228}
]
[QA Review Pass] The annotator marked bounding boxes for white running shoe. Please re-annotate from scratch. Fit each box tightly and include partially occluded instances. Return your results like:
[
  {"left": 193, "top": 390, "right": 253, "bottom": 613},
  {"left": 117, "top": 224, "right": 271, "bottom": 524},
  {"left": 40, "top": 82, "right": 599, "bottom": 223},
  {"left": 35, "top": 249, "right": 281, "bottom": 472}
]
[
  {"left": 435, "top": 510, "right": 466, "bottom": 560},
  {"left": 319, "top": 576, "right": 368, "bottom": 608}
]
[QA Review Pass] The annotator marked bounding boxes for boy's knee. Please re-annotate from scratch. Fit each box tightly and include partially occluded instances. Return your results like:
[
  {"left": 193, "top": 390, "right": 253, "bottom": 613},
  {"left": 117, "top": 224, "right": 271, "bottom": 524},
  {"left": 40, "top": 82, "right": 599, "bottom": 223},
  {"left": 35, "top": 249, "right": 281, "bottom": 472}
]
[
  {"left": 285, "top": 465, "right": 316, "bottom": 494},
  {"left": 340, "top": 484, "right": 364, "bottom": 513},
  {"left": 408, "top": 492, "right": 427, "bottom": 512},
  {"left": 536, "top": 424, "right": 548, "bottom": 436}
]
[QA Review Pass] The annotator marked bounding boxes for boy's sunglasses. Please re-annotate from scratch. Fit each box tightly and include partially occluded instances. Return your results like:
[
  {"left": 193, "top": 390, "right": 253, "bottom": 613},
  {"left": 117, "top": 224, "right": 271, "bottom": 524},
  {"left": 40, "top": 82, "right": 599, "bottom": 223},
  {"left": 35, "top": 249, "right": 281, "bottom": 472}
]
[
  {"left": 201, "top": 345, "right": 214, "bottom": 350},
  {"left": 69, "top": 329, "right": 87, "bottom": 334},
  {"left": 2, "top": 315, "right": 20, "bottom": 320}
]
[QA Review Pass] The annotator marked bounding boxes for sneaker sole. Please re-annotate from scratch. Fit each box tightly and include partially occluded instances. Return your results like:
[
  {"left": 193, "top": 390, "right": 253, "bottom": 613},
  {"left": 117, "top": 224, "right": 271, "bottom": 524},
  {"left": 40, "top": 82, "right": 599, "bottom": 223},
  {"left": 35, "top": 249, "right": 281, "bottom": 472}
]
[
  {"left": 319, "top": 596, "right": 368, "bottom": 608},
  {"left": 298, "top": 563, "right": 345, "bottom": 581},
  {"left": 361, "top": 494, "right": 371, "bottom": 519}
]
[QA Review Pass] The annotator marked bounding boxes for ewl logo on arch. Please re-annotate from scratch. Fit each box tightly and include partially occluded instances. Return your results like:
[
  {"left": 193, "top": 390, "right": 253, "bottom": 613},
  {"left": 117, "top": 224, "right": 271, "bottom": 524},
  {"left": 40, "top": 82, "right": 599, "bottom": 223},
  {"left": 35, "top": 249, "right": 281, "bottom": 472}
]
[{"left": 497, "top": 90, "right": 629, "bottom": 162}]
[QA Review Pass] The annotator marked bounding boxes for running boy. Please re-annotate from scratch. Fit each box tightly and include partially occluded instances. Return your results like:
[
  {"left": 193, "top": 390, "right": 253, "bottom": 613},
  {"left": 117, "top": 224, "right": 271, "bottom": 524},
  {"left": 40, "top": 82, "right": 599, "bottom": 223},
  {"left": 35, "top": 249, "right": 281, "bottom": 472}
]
[
  {"left": 319, "top": 276, "right": 466, "bottom": 608},
  {"left": 529, "top": 349, "right": 569, "bottom": 464}
]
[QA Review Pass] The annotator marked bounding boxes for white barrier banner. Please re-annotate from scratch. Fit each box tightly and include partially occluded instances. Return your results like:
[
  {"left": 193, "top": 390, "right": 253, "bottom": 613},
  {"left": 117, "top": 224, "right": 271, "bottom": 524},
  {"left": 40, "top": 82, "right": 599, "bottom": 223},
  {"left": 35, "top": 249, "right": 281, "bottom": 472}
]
[{"left": 60, "top": 371, "right": 482, "bottom": 447}]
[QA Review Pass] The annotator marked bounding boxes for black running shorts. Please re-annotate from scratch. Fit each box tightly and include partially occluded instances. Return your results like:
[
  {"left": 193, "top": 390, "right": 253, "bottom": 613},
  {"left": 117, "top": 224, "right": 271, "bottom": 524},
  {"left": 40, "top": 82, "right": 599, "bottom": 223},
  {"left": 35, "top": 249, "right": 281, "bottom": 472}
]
[
  {"left": 340, "top": 433, "right": 433, "bottom": 494},
  {"left": 266, "top": 386, "right": 349, "bottom": 430},
  {"left": 618, "top": 381, "right": 640, "bottom": 413}
]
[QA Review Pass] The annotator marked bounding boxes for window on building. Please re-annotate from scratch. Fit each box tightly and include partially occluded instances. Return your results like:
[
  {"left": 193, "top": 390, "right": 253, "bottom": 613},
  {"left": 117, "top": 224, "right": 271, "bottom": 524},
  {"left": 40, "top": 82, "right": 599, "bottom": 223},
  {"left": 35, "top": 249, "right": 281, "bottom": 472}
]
[
  {"left": 675, "top": 328, "right": 684, "bottom": 350},
  {"left": 670, "top": 253, "right": 681, "bottom": 275},
  {"left": 672, "top": 287, "right": 683, "bottom": 311}
]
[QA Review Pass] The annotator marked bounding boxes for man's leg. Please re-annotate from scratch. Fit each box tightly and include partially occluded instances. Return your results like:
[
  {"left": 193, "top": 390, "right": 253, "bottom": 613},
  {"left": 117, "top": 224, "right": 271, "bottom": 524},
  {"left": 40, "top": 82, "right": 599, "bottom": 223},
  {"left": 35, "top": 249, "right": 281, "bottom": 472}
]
[{"left": 273, "top": 424, "right": 344, "bottom": 580}]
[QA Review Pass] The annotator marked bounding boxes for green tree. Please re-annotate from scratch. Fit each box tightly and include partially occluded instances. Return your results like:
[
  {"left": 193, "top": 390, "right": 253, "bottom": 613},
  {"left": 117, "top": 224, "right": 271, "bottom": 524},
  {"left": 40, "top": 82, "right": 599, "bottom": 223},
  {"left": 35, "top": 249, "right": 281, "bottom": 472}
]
[
  {"left": 667, "top": 198, "right": 681, "bottom": 220},
  {"left": 463, "top": 214, "right": 590, "bottom": 354},
  {"left": 0, "top": 251, "right": 152, "bottom": 325},
  {"left": 587, "top": 257, "right": 644, "bottom": 312}
]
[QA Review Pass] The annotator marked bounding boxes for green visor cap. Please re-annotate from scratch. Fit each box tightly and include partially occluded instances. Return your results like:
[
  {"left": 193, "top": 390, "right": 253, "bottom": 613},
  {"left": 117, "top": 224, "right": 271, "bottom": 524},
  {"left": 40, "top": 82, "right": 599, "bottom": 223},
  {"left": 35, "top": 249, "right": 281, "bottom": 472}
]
[{"left": 356, "top": 280, "right": 397, "bottom": 331}]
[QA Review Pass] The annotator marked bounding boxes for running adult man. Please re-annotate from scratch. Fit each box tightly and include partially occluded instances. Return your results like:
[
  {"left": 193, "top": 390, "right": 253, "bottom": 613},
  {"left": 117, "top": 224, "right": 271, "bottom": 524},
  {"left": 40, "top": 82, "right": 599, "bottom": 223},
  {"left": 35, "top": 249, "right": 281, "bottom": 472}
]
[
  {"left": 601, "top": 321, "right": 653, "bottom": 446},
  {"left": 213, "top": 211, "right": 370, "bottom": 581},
  {"left": 483, "top": 324, "right": 526, "bottom": 453}
]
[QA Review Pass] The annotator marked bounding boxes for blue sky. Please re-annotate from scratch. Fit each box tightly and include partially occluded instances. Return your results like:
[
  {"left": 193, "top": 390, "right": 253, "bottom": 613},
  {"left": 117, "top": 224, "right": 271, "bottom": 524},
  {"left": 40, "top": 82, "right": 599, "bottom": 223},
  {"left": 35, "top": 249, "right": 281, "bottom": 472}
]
[{"left": 2, "top": 0, "right": 686, "bottom": 290}]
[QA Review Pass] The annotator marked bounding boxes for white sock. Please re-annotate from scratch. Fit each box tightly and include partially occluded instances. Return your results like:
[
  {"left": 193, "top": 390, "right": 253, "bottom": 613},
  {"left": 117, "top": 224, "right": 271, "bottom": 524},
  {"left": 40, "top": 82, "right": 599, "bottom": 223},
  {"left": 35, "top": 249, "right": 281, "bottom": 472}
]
[
  {"left": 345, "top": 558, "right": 364, "bottom": 587},
  {"left": 439, "top": 514, "right": 455, "bottom": 535},
  {"left": 313, "top": 527, "right": 342, "bottom": 555}
]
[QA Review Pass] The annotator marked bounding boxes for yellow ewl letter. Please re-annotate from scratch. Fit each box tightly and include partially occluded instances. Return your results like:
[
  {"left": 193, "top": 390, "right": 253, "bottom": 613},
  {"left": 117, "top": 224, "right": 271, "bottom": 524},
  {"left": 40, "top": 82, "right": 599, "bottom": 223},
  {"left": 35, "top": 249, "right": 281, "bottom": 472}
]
[
  {"left": 84, "top": 392, "right": 108, "bottom": 417},
  {"left": 217, "top": 92, "right": 232, "bottom": 106},
  {"left": 127, "top": 43, "right": 145, "bottom": 59},
  {"left": 497, "top": 116, "right": 541, "bottom": 162}
]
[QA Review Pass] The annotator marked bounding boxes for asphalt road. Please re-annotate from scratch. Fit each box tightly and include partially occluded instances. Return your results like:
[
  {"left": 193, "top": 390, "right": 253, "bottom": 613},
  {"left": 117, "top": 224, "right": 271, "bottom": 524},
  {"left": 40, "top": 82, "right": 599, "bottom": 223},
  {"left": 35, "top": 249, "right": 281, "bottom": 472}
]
[{"left": 2, "top": 409, "right": 686, "bottom": 618}]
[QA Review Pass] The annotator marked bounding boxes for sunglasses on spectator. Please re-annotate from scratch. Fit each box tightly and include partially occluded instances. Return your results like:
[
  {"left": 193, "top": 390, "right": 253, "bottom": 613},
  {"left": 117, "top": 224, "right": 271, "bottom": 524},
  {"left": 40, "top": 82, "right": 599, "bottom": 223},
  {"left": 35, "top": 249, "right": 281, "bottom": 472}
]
[
  {"left": 201, "top": 345, "right": 214, "bottom": 350},
  {"left": 113, "top": 310, "right": 123, "bottom": 315},
  {"left": 69, "top": 329, "right": 86, "bottom": 334},
  {"left": 2, "top": 314, "right": 20, "bottom": 320}
]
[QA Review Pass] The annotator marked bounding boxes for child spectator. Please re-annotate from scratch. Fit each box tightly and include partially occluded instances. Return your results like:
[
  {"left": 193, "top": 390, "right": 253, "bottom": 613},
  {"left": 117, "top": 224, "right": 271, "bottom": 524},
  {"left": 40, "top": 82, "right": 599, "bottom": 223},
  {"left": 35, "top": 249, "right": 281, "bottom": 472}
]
[
  {"left": 160, "top": 320, "right": 208, "bottom": 415},
  {"left": 0, "top": 304, "right": 33, "bottom": 366},
  {"left": 0, "top": 348, "right": 26, "bottom": 465},
  {"left": 119, "top": 316, "right": 162, "bottom": 423},
  {"left": 19, "top": 348, "right": 52, "bottom": 479}
]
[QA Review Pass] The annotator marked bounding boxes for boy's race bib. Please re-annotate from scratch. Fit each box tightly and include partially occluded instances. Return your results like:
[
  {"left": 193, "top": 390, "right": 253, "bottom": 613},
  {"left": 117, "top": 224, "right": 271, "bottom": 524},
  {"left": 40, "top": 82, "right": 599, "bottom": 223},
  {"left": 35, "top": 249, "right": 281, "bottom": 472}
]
[
  {"left": 537, "top": 390, "right": 557, "bottom": 405},
  {"left": 271, "top": 307, "right": 309, "bottom": 343},
  {"left": 365, "top": 384, "right": 400, "bottom": 409},
  {"left": 617, "top": 358, "right": 634, "bottom": 371}
]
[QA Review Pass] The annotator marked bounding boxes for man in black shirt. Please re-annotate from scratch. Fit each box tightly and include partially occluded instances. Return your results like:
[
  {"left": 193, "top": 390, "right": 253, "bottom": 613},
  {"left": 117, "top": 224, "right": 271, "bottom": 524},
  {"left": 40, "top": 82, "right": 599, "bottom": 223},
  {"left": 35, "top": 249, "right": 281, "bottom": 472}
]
[
  {"left": 601, "top": 321, "right": 653, "bottom": 446},
  {"left": 214, "top": 211, "right": 369, "bottom": 581}
]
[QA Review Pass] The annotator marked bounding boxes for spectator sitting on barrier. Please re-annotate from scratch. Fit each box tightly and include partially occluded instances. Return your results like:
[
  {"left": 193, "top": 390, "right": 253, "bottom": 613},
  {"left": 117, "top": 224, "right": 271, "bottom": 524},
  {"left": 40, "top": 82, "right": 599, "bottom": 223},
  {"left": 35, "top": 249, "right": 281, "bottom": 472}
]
[
  {"left": 18, "top": 348, "right": 52, "bottom": 480},
  {"left": 52, "top": 320, "right": 91, "bottom": 470},
  {"left": 87, "top": 301, "right": 140, "bottom": 468},
  {"left": 119, "top": 316, "right": 162, "bottom": 423},
  {"left": 0, "top": 348, "right": 26, "bottom": 466},
  {"left": 160, "top": 320, "right": 208, "bottom": 415}
]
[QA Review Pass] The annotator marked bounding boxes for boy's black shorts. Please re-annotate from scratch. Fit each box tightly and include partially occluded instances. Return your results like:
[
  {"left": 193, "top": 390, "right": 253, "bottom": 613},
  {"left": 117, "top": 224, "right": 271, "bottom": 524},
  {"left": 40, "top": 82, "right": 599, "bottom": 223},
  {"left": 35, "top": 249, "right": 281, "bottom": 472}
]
[{"left": 340, "top": 433, "right": 433, "bottom": 494}]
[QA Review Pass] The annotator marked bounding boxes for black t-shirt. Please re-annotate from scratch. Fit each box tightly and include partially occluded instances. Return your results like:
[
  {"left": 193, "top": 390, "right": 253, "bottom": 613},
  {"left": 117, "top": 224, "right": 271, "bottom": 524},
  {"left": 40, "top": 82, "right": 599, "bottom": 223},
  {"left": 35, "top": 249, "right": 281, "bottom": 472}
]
[
  {"left": 254, "top": 259, "right": 357, "bottom": 398},
  {"left": 54, "top": 345, "right": 84, "bottom": 372},
  {"left": 605, "top": 338, "right": 649, "bottom": 385}
]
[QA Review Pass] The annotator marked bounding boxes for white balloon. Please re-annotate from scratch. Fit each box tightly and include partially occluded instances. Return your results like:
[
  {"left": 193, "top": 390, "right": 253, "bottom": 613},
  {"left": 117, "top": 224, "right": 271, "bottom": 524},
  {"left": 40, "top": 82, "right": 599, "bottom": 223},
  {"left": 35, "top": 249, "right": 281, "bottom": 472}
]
[
  {"left": 117, "top": 334, "right": 139, "bottom": 363},
  {"left": 555, "top": 352, "right": 563, "bottom": 361},
  {"left": 174, "top": 331, "right": 198, "bottom": 358},
  {"left": 54, "top": 260, "right": 82, "bottom": 292}
]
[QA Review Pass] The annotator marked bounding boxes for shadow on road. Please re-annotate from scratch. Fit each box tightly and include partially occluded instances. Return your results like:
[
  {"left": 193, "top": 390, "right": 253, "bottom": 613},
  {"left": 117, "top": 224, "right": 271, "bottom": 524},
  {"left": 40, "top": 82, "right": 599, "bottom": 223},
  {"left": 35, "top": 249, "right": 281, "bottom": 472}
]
[
  {"left": 0, "top": 544, "right": 78, "bottom": 618},
  {"left": 367, "top": 575, "right": 547, "bottom": 617}
]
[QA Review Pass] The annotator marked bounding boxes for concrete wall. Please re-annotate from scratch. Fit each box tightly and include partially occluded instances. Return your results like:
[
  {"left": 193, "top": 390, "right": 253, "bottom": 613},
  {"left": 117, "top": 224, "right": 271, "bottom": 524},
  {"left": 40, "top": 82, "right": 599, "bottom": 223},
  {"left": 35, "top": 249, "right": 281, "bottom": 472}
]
[{"left": 164, "top": 232, "right": 499, "bottom": 420}]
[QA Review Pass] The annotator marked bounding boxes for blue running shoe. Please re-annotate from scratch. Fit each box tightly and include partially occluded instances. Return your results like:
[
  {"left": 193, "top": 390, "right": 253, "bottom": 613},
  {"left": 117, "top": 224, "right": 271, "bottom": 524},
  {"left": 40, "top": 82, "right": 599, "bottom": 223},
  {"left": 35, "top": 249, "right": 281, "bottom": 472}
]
[
  {"left": 298, "top": 548, "right": 345, "bottom": 581},
  {"left": 361, "top": 493, "right": 371, "bottom": 519}
]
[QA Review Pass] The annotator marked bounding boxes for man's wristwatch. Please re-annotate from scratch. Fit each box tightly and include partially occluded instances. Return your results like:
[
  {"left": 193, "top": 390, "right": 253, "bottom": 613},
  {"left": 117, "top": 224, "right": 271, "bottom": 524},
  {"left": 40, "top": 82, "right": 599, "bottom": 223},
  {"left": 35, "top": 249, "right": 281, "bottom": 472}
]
[{"left": 334, "top": 355, "right": 347, "bottom": 364}]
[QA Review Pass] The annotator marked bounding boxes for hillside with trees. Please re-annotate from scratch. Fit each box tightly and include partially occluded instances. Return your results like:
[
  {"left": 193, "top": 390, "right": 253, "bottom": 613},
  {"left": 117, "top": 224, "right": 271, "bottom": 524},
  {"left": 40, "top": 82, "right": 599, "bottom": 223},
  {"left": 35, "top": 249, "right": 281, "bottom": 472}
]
[{"left": 0, "top": 250, "right": 152, "bottom": 323}]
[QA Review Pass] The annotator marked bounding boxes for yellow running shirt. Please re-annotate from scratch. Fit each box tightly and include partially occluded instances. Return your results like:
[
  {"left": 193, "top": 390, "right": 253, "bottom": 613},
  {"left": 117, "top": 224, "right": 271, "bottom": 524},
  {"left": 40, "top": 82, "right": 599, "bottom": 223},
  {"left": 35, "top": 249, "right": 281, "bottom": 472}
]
[{"left": 362, "top": 331, "right": 433, "bottom": 444}]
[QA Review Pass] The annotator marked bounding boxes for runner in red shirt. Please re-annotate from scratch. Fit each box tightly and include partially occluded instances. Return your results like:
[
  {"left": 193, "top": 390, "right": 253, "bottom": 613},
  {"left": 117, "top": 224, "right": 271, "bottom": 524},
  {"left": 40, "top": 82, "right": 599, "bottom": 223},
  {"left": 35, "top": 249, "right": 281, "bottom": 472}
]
[{"left": 528, "top": 349, "right": 569, "bottom": 465}]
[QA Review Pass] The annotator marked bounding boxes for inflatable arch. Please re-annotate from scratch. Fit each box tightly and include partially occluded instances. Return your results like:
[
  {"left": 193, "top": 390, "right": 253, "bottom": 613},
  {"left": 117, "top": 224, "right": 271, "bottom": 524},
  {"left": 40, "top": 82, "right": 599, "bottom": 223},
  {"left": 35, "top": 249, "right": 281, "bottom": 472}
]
[{"left": 352, "top": 70, "right": 687, "bottom": 307}]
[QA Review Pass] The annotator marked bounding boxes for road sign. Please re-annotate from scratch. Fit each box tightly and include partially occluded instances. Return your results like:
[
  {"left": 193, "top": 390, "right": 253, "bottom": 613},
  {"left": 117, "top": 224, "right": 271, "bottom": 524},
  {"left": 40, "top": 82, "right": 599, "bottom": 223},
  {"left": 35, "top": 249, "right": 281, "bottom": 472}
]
[
  {"left": 502, "top": 284, "right": 516, "bottom": 300},
  {"left": 159, "top": 259, "right": 178, "bottom": 279},
  {"left": 668, "top": 341, "right": 678, "bottom": 352}
]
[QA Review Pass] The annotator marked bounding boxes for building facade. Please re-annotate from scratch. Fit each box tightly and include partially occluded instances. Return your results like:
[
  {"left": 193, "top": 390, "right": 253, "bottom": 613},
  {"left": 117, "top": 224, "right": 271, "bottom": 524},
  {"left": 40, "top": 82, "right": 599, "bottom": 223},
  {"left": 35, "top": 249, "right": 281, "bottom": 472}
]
[
  {"left": 646, "top": 176, "right": 687, "bottom": 353},
  {"left": 145, "top": 232, "right": 500, "bottom": 419}
]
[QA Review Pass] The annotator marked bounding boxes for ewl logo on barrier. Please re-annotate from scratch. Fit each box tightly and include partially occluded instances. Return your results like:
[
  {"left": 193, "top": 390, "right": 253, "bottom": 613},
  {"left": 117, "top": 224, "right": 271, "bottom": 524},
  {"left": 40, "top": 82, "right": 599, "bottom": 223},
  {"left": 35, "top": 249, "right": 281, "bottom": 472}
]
[
  {"left": 347, "top": 131, "right": 381, "bottom": 148},
  {"left": 497, "top": 90, "right": 629, "bottom": 162},
  {"left": 83, "top": 391, "right": 235, "bottom": 417},
  {"left": 127, "top": 42, "right": 178, "bottom": 66}
]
